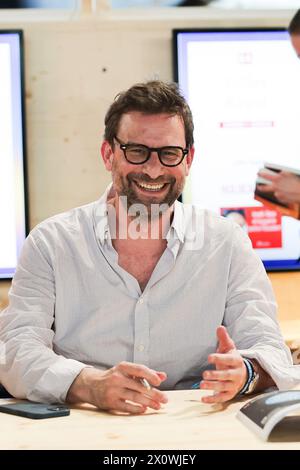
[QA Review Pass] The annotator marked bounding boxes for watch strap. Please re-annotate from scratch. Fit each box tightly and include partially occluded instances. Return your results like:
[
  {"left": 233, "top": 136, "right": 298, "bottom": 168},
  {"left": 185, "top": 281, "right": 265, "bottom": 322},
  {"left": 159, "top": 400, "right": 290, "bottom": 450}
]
[{"left": 239, "top": 358, "right": 255, "bottom": 395}]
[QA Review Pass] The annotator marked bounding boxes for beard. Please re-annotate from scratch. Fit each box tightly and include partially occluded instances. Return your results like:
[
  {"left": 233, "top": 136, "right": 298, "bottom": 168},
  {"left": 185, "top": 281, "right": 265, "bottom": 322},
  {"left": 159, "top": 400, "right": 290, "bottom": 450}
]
[{"left": 114, "top": 171, "right": 184, "bottom": 214}]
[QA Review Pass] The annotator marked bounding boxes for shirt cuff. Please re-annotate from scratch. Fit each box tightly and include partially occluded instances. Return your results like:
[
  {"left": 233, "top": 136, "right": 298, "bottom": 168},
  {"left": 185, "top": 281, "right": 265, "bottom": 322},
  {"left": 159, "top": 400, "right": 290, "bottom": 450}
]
[
  {"left": 238, "top": 348, "right": 298, "bottom": 391},
  {"left": 27, "top": 357, "right": 90, "bottom": 403}
]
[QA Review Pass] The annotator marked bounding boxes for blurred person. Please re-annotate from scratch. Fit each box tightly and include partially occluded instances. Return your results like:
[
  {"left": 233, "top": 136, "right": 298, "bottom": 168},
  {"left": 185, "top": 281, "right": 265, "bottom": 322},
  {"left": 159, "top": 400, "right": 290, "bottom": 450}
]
[{"left": 257, "top": 10, "right": 300, "bottom": 211}]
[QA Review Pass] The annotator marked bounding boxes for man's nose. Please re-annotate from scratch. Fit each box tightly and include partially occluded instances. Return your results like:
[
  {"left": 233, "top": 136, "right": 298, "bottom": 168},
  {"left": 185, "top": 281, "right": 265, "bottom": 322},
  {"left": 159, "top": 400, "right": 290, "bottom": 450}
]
[{"left": 142, "top": 151, "right": 165, "bottom": 179}]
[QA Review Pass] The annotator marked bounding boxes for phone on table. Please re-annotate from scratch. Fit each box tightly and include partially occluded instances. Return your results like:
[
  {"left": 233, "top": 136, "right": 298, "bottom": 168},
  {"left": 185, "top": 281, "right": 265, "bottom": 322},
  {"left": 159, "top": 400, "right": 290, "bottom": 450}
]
[{"left": 0, "top": 401, "right": 70, "bottom": 419}]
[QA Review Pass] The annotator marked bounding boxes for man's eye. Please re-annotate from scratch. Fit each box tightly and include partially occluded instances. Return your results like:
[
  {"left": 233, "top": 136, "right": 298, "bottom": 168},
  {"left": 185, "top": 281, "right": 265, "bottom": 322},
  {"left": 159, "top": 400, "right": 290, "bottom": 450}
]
[
  {"left": 162, "top": 149, "right": 180, "bottom": 157},
  {"left": 129, "top": 147, "right": 145, "bottom": 154}
]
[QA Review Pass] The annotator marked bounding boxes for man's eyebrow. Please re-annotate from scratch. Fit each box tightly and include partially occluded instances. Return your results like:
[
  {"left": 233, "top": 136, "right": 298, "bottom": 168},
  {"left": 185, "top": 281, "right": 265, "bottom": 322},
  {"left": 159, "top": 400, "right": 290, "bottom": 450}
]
[
  {"left": 124, "top": 140, "right": 179, "bottom": 147},
  {"left": 118, "top": 137, "right": 145, "bottom": 145},
  {"left": 126, "top": 140, "right": 146, "bottom": 145}
]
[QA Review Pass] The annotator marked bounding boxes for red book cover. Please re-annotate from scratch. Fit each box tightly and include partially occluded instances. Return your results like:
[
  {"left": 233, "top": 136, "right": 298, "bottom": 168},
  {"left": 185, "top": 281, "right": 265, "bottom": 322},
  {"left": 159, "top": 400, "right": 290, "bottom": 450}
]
[{"left": 221, "top": 207, "right": 282, "bottom": 249}]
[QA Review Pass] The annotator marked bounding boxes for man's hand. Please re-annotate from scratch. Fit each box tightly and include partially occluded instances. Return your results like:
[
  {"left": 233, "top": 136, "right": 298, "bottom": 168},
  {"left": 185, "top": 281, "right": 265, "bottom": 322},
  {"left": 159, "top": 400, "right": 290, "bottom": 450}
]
[
  {"left": 66, "top": 361, "right": 168, "bottom": 414},
  {"left": 200, "top": 326, "right": 247, "bottom": 403}
]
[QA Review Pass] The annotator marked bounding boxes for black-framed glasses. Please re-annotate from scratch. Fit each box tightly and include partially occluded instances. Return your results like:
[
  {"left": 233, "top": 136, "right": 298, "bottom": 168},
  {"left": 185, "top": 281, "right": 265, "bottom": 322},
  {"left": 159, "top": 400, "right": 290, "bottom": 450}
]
[{"left": 114, "top": 136, "right": 189, "bottom": 167}]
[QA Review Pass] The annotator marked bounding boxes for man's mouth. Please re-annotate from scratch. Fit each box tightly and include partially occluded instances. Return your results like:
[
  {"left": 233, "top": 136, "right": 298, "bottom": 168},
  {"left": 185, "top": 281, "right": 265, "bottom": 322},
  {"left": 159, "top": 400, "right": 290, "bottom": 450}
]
[{"left": 134, "top": 180, "right": 168, "bottom": 192}]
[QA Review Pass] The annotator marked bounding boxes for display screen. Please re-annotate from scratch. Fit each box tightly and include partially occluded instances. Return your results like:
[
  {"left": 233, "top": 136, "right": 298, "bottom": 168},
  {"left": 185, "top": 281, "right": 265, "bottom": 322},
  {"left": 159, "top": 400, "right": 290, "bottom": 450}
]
[
  {"left": 174, "top": 28, "right": 300, "bottom": 271},
  {"left": 0, "top": 31, "right": 27, "bottom": 280}
]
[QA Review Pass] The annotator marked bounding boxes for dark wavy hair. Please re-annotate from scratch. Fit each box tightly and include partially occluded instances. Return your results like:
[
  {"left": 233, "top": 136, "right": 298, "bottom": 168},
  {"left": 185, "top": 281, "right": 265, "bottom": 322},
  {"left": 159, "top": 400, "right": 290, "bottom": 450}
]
[{"left": 104, "top": 80, "right": 194, "bottom": 148}]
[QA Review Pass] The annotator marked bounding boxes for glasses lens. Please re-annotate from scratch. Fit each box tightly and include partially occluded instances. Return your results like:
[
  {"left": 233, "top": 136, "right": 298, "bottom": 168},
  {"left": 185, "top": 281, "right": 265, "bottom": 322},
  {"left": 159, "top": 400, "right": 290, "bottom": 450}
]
[
  {"left": 160, "top": 147, "right": 183, "bottom": 166},
  {"left": 125, "top": 145, "right": 149, "bottom": 163}
]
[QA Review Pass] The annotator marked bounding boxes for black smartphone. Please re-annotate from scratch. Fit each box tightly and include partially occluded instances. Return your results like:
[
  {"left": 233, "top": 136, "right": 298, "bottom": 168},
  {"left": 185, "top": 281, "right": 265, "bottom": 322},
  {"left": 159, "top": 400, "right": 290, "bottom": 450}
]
[{"left": 0, "top": 402, "right": 70, "bottom": 419}]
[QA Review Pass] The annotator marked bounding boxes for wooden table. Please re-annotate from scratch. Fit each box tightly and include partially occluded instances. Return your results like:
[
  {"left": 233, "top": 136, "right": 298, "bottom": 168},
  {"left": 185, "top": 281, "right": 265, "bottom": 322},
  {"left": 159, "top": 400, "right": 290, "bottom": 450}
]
[
  {"left": 280, "top": 320, "right": 300, "bottom": 352},
  {"left": 0, "top": 390, "right": 300, "bottom": 450}
]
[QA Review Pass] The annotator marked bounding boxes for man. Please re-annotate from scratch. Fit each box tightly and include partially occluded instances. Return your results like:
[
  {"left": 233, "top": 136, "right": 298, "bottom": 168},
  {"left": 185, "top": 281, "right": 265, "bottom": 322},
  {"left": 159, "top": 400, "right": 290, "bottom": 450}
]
[
  {"left": 257, "top": 9, "right": 300, "bottom": 206},
  {"left": 0, "top": 81, "right": 297, "bottom": 414}
]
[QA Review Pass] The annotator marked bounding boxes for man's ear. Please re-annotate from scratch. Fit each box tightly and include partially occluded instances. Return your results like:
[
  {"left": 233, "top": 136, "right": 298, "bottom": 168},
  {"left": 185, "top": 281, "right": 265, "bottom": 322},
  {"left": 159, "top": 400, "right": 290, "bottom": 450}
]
[
  {"left": 101, "top": 141, "right": 114, "bottom": 171},
  {"left": 185, "top": 146, "right": 195, "bottom": 176}
]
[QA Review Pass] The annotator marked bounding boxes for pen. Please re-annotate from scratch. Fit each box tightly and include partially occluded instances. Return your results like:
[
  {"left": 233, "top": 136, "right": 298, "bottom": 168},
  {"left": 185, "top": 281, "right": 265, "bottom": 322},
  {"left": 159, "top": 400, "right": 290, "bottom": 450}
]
[{"left": 140, "top": 378, "right": 151, "bottom": 391}]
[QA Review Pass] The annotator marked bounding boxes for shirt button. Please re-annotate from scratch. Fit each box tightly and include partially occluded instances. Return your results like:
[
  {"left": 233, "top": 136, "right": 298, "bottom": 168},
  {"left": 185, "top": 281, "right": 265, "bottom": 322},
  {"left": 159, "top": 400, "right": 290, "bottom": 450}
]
[
  {"left": 139, "top": 298, "right": 144, "bottom": 304},
  {"left": 138, "top": 344, "right": 145, "bottom": 352}
]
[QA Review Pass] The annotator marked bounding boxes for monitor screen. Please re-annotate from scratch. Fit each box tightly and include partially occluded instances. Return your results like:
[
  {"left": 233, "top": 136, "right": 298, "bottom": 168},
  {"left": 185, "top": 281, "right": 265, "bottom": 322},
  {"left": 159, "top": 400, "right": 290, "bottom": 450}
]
[
  {"left": 174, "top": 28, "right": 300, "bottom": 271},
  {"left": 0, "top": 30, "right": 27, "bottom": 280}
]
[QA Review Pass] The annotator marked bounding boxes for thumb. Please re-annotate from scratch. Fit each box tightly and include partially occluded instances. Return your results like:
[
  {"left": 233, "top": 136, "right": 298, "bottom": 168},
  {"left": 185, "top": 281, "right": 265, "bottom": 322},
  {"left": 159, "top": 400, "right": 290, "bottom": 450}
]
[{"left": 216, "top": 326, "right": 236, "bottom": 353}]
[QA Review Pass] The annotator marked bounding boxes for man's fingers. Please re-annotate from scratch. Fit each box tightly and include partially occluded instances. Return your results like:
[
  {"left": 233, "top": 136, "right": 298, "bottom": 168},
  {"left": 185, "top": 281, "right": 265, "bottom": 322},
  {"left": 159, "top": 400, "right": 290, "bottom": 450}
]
[
  {"left": 111, "top": 400, "right": 147, "bottom": 415},
  {"left": 118, "top": 375, "right": 168, "bottom": 404},
  {"left": 209, "top": 353, "right": 241, "bottom": 367},
  {"left": 120, "top": 390, "right": 162, "bottom": 411},
  {"left": 201, "top": 391, "right": 233, "bottom": 404},
  {"left": 117, "top": 361, "right": 165, "bottom": 387},
  {"left": 200, "top": 380, "right": 234, "bottom": 392},
  {"left": 216, "top": 326, "right": 236, "bottom": 353},
  {"left": 201, "top": 328, "right": 246, "bottom": 405},
  {"left": 113, "top": 376, "right": 168, "bottom": 406},
  {"left": 120, "top": 375, "right": 168, "bottom": 403},
  {"left": 202, "top": 369, "right": 237, "bottom": 381}
]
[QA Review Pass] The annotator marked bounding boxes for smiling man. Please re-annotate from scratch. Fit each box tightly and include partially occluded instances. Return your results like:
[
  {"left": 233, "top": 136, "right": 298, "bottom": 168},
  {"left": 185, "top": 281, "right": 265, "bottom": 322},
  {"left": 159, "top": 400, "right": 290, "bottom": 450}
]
[{"left": 0, "top": 81, "right": 298, "bottom": 414}]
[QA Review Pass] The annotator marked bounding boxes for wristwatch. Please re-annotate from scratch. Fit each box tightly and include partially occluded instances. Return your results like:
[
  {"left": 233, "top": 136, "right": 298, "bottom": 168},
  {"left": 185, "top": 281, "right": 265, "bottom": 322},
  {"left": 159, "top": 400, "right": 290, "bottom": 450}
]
[{"left": 240, "top": 358, "right": 260, "bottom": 395}]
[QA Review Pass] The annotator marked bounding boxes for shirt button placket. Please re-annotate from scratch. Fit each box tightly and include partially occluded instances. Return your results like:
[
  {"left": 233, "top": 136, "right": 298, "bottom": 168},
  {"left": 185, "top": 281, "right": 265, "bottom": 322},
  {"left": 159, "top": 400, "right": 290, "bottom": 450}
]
[{"left": 133, "top": 295, "right": 149, "bottom": 365}]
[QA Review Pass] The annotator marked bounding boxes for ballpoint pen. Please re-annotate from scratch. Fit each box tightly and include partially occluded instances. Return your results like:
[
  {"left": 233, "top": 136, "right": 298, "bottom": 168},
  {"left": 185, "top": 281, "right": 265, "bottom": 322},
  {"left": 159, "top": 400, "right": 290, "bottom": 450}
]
[{"left": 140, "top": 378, "right": 151, "bottom": 391}]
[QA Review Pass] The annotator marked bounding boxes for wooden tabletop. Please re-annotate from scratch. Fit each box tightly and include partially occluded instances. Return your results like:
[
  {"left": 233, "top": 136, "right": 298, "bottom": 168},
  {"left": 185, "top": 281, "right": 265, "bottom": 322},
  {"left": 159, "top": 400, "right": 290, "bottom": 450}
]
[
  {"left": 0, "top": 390, "right": 300, "bottom": 450},
  {"left": 280, "top": 320, "right": 300, "bottom": 350}
]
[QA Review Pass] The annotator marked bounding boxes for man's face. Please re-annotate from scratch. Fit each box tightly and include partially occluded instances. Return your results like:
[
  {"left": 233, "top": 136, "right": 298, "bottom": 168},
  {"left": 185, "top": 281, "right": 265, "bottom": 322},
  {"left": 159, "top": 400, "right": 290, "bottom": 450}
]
[
  {"left": 291, "top": 34, "right": 300, "bottom": 58},
  {"left": 102, "top": 112, "right": 194, "bottom": 211}
]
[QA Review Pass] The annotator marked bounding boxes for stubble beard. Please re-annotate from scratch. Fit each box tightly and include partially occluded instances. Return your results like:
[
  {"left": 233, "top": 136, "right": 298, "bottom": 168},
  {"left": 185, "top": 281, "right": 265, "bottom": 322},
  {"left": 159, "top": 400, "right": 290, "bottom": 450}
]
[{"left": 116, "top": 172, "right": 184, "bottom": 220}]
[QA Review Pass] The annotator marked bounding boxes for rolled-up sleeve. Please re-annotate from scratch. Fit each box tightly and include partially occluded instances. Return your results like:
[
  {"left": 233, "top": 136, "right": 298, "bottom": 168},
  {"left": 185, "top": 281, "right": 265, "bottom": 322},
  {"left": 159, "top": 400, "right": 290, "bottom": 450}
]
[
  {"left": 224, "top": 224, "right": 300, "bottom": 390},
  {"left": 0, "top": 232, "right": 87, "bottom": 403}
]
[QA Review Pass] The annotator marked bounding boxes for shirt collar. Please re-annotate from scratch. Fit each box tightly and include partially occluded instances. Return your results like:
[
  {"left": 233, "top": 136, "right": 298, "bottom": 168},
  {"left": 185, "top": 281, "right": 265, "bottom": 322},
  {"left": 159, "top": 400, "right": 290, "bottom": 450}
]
[
  {"left": 169, "top": 199, "right": 185, "bottom": 244},
  {"left": 93, "top": 183, "right": 112, "bottom": 246},
  {"left": 93, "top": 184, "right": 186, "bottom": 246}
]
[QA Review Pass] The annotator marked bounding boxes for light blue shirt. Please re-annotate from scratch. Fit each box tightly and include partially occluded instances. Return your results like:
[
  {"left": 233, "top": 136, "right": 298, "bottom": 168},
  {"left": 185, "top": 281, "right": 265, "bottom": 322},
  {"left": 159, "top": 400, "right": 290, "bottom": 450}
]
[{"left": 0, "top": 185, "right": 297, "bottom": 403}]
